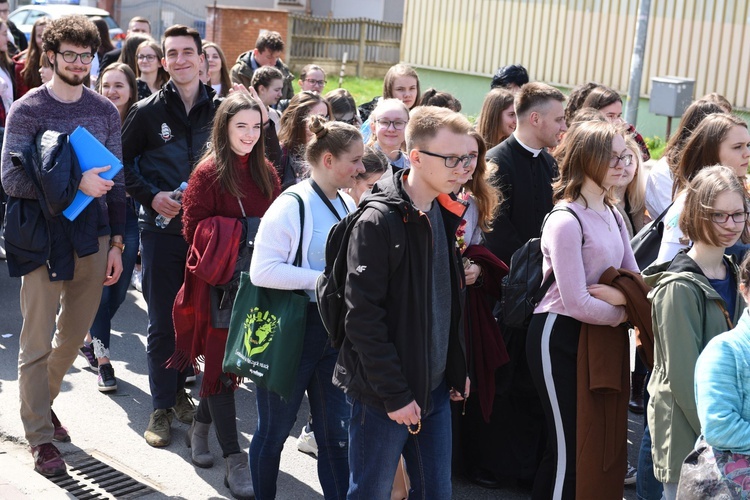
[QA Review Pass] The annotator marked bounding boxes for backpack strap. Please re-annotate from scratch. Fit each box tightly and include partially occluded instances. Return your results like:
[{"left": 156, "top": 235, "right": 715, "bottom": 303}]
[{"left": 533, "top": 206, "right": 584, "bottom": 305}]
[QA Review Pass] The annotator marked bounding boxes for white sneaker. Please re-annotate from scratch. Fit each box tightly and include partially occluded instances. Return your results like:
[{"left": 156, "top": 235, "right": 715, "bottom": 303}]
[
  {"left": 624, "top": 462, "right": 637, "bottom": 485},
  {"left": 130, "top": 269, "right": 142, "bottom": 292},
  {"left": 297, "top": 427, "right": 318, "bottom": 457}
]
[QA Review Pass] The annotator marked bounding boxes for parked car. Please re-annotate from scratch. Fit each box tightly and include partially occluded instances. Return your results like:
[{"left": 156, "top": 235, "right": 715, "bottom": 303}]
[{"left": 8, "top": 5, "right": 123, "bottom": 44}]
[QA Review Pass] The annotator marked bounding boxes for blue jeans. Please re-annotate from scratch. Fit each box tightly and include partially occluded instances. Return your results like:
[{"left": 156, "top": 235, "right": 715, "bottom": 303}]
[
  {"left": 347, "top": 382, "right": 452, "bottom": 500},
  {"left": 140, "top": 230, "right": 188, "bottom": 409},
  {"left": 637, "top": 378, "right": 663, "bottom": 500},
  {"left": 90, "top": 199, "right": 140, "bottom": 357},
  {"left": 249, "top": 304, "right": 349, "bottom": 500}
]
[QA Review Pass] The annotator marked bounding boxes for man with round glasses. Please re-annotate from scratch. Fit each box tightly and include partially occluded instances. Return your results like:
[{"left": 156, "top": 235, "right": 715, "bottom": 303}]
[{"left": 1, "top": 15, "right": 124, "bottom": 477}]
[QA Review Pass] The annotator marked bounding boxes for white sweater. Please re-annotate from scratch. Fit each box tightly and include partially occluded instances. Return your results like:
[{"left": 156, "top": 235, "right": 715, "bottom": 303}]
[{"left": 249, "top": 180, "right": 356, "bottom": 293}]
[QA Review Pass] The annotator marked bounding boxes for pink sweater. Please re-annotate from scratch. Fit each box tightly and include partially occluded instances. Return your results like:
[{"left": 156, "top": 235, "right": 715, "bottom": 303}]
[{"left": 535, "top": 201, "right": 638, "bottom": 327}]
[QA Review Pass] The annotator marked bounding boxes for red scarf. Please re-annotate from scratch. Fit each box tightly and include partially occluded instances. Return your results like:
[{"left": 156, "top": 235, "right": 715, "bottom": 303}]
[{"left": 170, "top": 216, "right": 242, "bottom": 396}]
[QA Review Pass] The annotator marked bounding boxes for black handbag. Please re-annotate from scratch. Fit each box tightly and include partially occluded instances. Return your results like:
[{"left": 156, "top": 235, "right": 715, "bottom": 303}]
[
  {"left": 630, "top": 203, "right": 673, "bottom": 271},
  {"left": 209, "top": 213, "right": 262, "bottom": 329}
]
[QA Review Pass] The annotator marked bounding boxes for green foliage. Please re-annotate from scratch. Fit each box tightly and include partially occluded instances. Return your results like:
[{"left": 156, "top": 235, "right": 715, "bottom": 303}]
[
  {"left": 645, "top": 135, "right": 667, "bottom": 160},
  {"left": 321, "top": 76, "right": 383, "bottom": 107}
]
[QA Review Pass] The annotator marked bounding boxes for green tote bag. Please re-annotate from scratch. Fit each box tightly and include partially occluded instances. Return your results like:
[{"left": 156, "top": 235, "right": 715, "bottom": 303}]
[{"left": 223, "top": 193, "right": 308, "bottom": 399}]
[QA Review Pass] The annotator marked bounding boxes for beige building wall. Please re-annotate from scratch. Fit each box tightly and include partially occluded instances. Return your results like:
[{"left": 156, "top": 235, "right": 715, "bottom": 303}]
[{"left": 402, "top": 0, "right": 750, "bottom": 109}]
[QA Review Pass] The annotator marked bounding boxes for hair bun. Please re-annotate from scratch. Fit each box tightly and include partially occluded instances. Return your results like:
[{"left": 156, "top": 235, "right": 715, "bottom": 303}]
[{"left": 309, "top": 115, "right": 328, "bottom": 139}]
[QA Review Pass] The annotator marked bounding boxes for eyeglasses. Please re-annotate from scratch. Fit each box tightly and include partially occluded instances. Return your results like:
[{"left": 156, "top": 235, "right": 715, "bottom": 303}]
[
  {"left": 710, "top": 212, "right": 749, "bottom": 224},
  {"left": 55, "top": 50, "right": 94, "bottom": 64},
  {"left": 376, "top": 119, "right": 408, "bottom": 131},
  {"left": 304, "top": 78, "right": 326, "bottom": 87},
  {"left": 137, "top": 54, "right": 157, "bottom": 62},
  {"left": 610, "top": 153, "right": 634, "bottom": 167},
  {"left": 338, "top": 114, "right": 358, "bottom": 125},
  {"left": 418, "top": 150, "right": 474, "bottom": 169}
]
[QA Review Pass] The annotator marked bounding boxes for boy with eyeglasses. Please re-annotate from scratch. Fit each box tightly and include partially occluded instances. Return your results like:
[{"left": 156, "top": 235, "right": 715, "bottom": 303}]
[
  {"left": 334, "top": 105, "right": 470, "bottom": 498},
  {"left": 1, "top": 15, "right": 124, "bottom": 477}
]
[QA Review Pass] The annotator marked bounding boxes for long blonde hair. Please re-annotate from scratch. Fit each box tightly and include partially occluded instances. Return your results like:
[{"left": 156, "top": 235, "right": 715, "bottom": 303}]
[{"left": 624, "top": 135, "right": 646, "bottom": 220}]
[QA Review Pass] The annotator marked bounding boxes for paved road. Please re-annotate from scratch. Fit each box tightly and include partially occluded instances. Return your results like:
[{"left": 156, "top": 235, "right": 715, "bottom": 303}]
[{"left": 0, "top": 259, "right": 640, "bottom": 499}]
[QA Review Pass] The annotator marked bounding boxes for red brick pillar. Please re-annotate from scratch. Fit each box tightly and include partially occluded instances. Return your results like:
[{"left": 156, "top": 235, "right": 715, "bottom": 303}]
[{"left": 205, "top": 7, "right": 289, "bottom": 66}]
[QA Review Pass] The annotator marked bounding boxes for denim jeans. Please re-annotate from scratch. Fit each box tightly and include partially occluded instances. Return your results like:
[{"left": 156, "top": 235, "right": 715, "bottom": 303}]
[
  {"left": 347, "top": 381, "right": 452, "bottom": 500},
  {"left": 249, "top": 304, "right": 349, "bottom": 499},
  {"left": 637, "top": 379, "right": 663, "bottom": 500},
  {"left": 140, "top": 230, "right": 188, "bottom": 409},
  {"left": 90, "top": 199, "right": 140, "bottom": 357}
]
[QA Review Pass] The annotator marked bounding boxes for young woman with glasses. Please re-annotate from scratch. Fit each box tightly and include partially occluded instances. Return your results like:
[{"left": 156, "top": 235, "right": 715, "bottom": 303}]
[
  {"left": 366, "top": 98, "right": 410, "bottom": 171},
  {"left": 526, "top": 121, "right": 640, "bottom": 499},
  {"left": 644, "top": 165, "right": 748, "bottom": 500},
  {"left": 297, "top": 64, "right": 326, "bottom": 93},
  {"left": 135, "top": 40, "right": 168, "bottom": 99},
  {"left": 360, "top": 63, "right": 421, "bottom": 143},
  {"left": 657, "top": 113, "right": 750, "bottom": 264}
]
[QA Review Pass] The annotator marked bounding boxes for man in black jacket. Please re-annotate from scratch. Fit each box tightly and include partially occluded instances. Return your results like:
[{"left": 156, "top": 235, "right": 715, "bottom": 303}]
[
  {"left": 334, "top": 106, "right": 470, "bottom": 499},
  {"left": 122, "top": 24, "right": 209, "bottom": 449},
  {"left": 481, "top": 82, "right": 567, "bottom": 486}
]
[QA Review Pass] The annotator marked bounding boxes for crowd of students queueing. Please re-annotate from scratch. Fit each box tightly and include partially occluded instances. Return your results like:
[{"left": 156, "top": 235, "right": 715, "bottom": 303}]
[{"left": 4, "top": 16, "right": 750, "bottom": 499}]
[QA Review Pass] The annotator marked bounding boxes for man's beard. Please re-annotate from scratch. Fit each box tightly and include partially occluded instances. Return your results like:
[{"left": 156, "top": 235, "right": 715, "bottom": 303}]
[{"left": 54, "top": 64, "right": 86, "bottom": 86}]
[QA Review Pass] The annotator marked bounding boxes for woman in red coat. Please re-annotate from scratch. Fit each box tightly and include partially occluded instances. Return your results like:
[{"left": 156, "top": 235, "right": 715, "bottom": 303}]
[{"left": 174, "top": 91, "right": 280, "bottom": 500}]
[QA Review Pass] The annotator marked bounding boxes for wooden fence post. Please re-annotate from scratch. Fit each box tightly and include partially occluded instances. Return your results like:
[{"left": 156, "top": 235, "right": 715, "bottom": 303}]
[
  {"left": 287, "top": 15, "right": 294, "bottom": 66},
  {"left": 357, "top": 18, "right": 367, "bottom": 77}
]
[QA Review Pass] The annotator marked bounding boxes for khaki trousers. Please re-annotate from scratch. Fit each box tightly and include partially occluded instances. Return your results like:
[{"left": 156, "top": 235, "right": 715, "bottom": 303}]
[{"left": 18, "top": 236, "right": 108, "bottom": 446}]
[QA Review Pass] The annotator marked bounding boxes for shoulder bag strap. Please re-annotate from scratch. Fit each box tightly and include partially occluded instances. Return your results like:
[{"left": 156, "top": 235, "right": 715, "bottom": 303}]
[
  {"left": 309, "top": 178, "right": 349, "bottom": 221},
  {"left": 284, "top": 192, "right": 305, "bottom": 267}
]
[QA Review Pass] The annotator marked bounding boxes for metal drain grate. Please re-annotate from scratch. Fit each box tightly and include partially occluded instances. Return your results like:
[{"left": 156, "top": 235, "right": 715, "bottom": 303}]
[{"left": 47, "top": 452, "right": 158, "bottom": 499}]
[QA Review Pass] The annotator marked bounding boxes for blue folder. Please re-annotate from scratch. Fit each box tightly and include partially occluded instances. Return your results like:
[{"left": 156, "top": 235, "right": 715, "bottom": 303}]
[{"left": 62, "top": 126, "right": 123, "bottom": 221}]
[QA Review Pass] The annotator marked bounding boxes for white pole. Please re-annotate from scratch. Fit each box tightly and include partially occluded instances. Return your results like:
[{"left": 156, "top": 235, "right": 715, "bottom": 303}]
[{"left": 338, "top": 51, "right": 348, "bottom": 88}]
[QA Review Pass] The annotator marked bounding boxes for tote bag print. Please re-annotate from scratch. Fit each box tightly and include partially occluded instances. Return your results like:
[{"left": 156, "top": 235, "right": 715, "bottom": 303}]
[{"left": 224, "top": 272, "right": 307, "bottom": 399}]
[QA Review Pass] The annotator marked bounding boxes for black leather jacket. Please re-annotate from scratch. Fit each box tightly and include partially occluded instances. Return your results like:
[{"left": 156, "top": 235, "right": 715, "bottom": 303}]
[{"left": 333, "top": 169, "right": 468, "bottom": 414}]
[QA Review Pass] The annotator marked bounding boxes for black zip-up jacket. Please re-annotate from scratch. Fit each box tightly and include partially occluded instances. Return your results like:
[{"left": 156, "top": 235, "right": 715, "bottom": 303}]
[
  {"left": 333, "top": 169, "right": 469, "bottom": 415},
  {"left": 122, "top": 81, "right": 219, "bottom": 235}
]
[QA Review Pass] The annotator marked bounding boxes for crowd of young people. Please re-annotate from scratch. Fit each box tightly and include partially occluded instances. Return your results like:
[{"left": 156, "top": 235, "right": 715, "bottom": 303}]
[{"left": 3, "top": 13, "right": 750, "bottom": 500}]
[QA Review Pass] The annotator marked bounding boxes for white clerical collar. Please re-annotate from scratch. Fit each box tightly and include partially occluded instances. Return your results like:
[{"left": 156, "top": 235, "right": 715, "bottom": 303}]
[{"left": 513, "top": 133, "right": 542, "bottom": 157}]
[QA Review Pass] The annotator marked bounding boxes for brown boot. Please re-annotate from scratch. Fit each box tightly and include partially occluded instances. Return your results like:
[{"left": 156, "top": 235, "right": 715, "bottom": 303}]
[{"left": 629, "top": 372, "right": 645, "bottom": 414}]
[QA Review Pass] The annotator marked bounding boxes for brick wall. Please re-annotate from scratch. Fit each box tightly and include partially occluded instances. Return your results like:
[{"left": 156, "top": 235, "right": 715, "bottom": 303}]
[{"left": 205, "top": 7, "right": 289, "bottom": 67}]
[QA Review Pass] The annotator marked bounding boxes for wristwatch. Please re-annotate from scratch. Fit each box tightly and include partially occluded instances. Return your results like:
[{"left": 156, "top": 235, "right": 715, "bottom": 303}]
[{"left": 110, "top": 241, "right": 125, "bottom": 253}]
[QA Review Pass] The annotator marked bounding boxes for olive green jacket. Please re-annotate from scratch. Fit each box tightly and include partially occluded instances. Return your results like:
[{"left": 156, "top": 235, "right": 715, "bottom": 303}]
[{"left": 643, "top": 251, "right": 744, "bottom": 483}]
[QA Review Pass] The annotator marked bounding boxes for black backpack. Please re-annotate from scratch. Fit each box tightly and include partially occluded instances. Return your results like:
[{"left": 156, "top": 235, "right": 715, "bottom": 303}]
[
  {"left": 500, "top": 207, "right": 583, "bottom": 329},
  {"left": 316, "top": 199, "right": 405, "bottom": 348}
]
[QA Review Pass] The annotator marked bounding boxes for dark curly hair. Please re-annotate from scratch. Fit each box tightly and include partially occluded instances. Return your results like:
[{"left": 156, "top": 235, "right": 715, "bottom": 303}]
[{"left": 42, "top": 15, "right": 100, "bottom": 56}]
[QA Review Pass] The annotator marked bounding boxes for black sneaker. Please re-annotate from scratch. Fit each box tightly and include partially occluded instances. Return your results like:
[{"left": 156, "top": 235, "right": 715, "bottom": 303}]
[
  {"left": 98, "top": 363, "right": 117, "bottom": 392},
  {"left": 78, "top": 343, "right": 98, "bottom": 369}
]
